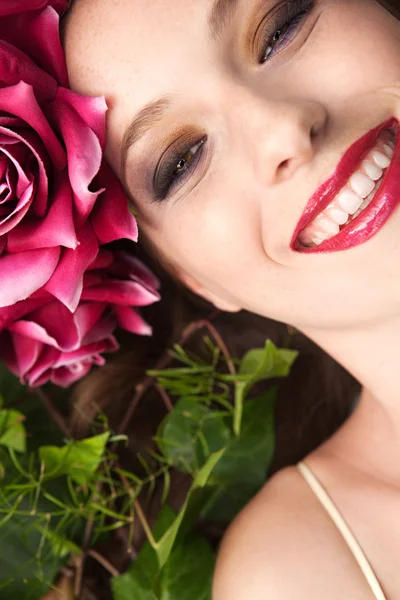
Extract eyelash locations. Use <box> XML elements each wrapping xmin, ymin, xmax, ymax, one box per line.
<box><xmin>154</xmin><ymin>0</ymin><xmax>315</xmax><ymax>202</ymax></box>
<box><xmin>259</xmin><ymin>0</ymin><xmax>315</xmax><ymax>64</ymax></box>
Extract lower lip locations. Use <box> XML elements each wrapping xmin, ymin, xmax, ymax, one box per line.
<box><xmin>294</xmin><ymin>122</ymin><xmax>400</xmax><ymax>253</ymax></box>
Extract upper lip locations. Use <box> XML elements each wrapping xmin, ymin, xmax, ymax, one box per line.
<box><xmin>291</xmin><ymin>117</ymin><xmax>399</xmax><ymax>249</ymax></box>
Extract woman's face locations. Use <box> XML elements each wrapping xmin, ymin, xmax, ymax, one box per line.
<box><xmin>65</xmin><ymin>0</ymin><xmax>400</xmax><ymax>332</ymax></box>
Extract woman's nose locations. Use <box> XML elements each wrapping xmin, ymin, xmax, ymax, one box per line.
<box><xmin>234</xmin><ymin>97</ymin><xmax>327</xmax><ymax>185</ymax></box>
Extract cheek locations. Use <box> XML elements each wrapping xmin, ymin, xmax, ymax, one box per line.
<box><xmin>159</xmin><ymin>185</ymin><xmax>263</xmax><ymax>284</ymax></box>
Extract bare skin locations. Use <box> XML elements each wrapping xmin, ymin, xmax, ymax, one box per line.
<box><xmin>64</xmin><ymin>1</ymin><xmax>400</xmax><ymax>597</ymax></box>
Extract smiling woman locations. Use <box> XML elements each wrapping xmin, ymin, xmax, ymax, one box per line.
<box><xmin>63</xmin><ymin>1</ymin><xmax>400</xmax><ymax>599</ymax></box>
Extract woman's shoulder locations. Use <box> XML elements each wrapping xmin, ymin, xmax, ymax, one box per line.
<box><xmin>212</xmin><ymin>463</ymin><xmax>365</xmax><ymax>600</ymax></box>
<box><xmin>212</xmin><ymin>465</ymin><xmax>316</xmax><ymax>600</ymax></box>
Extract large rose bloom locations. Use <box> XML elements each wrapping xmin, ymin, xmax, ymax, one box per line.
<box><xmin>0</xmin><ymin>2</ymin><xmax>137</xmax><ymax>310</ymax></box>
<box><xmin>0</xmin><ymin>249</ymin><xmax>160</xmax><ymax>387</ymax></box>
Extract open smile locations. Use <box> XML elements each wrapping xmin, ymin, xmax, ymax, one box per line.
<box><xmin>292</xmin><ymin>118</ymin><xmax>400</xmax><ymax>253</ymax></box>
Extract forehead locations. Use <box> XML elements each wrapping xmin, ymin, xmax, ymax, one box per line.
<box><xmin>65</xmin><ymin>0</ymin><xmax>217</xmax><ymax>162</ymax></box>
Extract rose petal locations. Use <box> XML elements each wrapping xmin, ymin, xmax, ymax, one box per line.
<box><xmin>22</xmin><ymin>6</ymin><xmax>69</xmax><ymax>86</ymax></box>
<box><xmin>48</xmin><ymin>97</ymin><xmax>103</xmax><ymax>224</ymax></box>
<box><xmin>0</xmin><ymin>1</ymin><xmax>49</xmax><ymax>16</ymax></box>
<box><xmin>90</xmin><ymin>161</ymin><xmax>138</xmax><ymax>244</ymax></box>
<box><xmin>0</xmin><ymin>40</ymin><xmax>57</xmax><ymax>103</ymax></box>
<box><xmin>0</xmin><ymin>82</ymin><xmax>66</xmax><ymax>171</ymax></box>
<box><xmin>0</xmin><ymin>126</ymin><xmax>51</xmax><ymax>218</ymax></box>
<box><xmin>9</xmin><ymin>330</ymin><xmax>43</xmax><ymax>376</ymax></box>
<box><xmin>43</xmin><ymin>363</ymin><xmax>93</xmax><ymax>387</ymax></box>
<box><xmin>7</xmin><ymin>171</ymin><xmax>78</xmax><ymax>251</ymax></box>
<box><xmin>72</xmin><ymin>302</ymin><xmax>110</xmax><ymax>342</ymax></box>
<box><xmin>82</xmin><ymin>280</ymin><xmax>160</xmax><ymax>307</ymax></box>
<box><xmin>54</xmin><ymin>337</ymin><xmax>119</xmax><ymax>368</ymax></box>
<box><xmin>114</xmin><ymin>305</ymin><xmax>153</xmax><ymax>336</ymax></box>
<box><xmin>43</xmin><ymin>223</ymin><xmax>98</xmax><ymax>312</ymax></box>
<box><xmin>9</xmin><ymin>297</ymin><xmax>85</xmax><ymax>351</ymax></box>
<box><xmin>0</xmin><ymin>178</ymin><xmax>33</xmax><ymax>236</ymax></box>
<box><xmin>24</xmin><ymin>344</ymin><xmax>60</xmax><ymax>386</ymax></box>
<box><xmin>0</xmin><ymin>246</ymin><xmax>60</xmax><ymax>307</ymax></box>
<box><xmin>88</xmin><ymin>248</ymin><xmax>114</xmax><ymax>271</ymax></box>
<box><xmin>57</xmin><ymin>87</ymin><xmax>107</xmax><ymax>151</ymax></box>
<box><xmin>111</xmin><ymin>251</ymin><xmax>160</xmax><ymax>291</ymax></box>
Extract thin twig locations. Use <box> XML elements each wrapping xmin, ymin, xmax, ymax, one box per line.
<box><xmin>118</xmin><ymin>315</ymin><xmax>229</xmax><ymax>436</ymax></box>
<box><xmin>155</xmin><ymin>384</ymin><xmax>174</xmax><ymax>412</ymax></box>
<box><xmin>114</xmin><ymin>527</ymin><xmax>137</xmax><ymax>560</ymax></box>
<box><xmin>74</xmin><ymin>483</ymin><xmax>100</xmax><ymax>599</ymax></box>
<box><xmin>201</xmin><ymin>320</ymin><xmax>236</xmax><ymax>376</ymax></box>
<box><xmin>87</xmin><ymin>550</ymin><xmax>120</xmax><ymax>578</ymax></box>
<box><xmin>36</xmin><ymin>387</ymin><xmax>71</xmax><ymax>438</ymax></box>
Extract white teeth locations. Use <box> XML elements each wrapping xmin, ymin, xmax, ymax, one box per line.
<box><xmin>383</xmin><ymin>143</ymin><xmax>394</xmax><ymax>158</ymax></box>
<box><xmin>371</xmin><ymin>149</ymin><xmax>391</xmax><ymax>169</ymax></box>
<box><xmin>348</xmin><ymin>172</ymin><xmax>375</xmax><ymax>198</ymax></box>
<box><xmin>362</xmin><ymin>160</ymin><xmax>383</xmax><ymax>181</ymax></box>
<box><xmin>298</xmin><ymin>128</ymin><xmax>396</xmax><ymax>249</ymax></box>
<box><xmin>335</xmin><ymin>187</ymin><xmax>363</xmax><ymax>215</ymax></box>
<box><xmin>311</xmin><ymin>231</ymin><xmax>330</xmax><ymax>244</ymax></box>
<box><xmin>325</xmin><ymin>205</ymin><xmax>349</xmax><ymax>225</ymax></box>
<box><xmin>312</xmin><ymin>214</ymin><xmax>340</xmax><ymax>235</ymax></box>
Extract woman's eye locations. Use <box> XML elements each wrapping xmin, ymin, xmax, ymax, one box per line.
<box><xmin>154</xmin><ymin>137</ymin><xmax>206</xmax><ymax>202</ymax></box>
<box><xmin>259</xmin><ymin>0</ymin><xmax>315</xmax><ymax>64</ymax></box>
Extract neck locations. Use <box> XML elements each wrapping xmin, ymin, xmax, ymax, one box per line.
<box><xmin>301</xmin><ymin>315</ymin><xmax>400</xmax><ymax>484</ymax></box>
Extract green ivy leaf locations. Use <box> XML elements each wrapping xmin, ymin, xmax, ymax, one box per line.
<box><xmin>0</xmin><ymin>409</ymin><xmax>26</xmax><ymax>453</ymax></box>
<box><xmin>202</xmin><ymin>389</ymin><xmax>276</xmax><ymax>522</ymax></box>
<box><xmin>39</xmin><ymin>432</ymin><xmax>110</xmax><ymax>484</ymax></box>
<box><xmin>112</xmin><ymin>507</ymin><xmax>215</xmax><ymax>600</ymax></box>
<box><xmin>0</xmin><ymin>515</ymin><xmax>65</xmax><ymax>600</ymax></box>
<box><xmin>156</xmin><ymin>398</ymin><xmax>231</xmax><ymax>474</ymax></box>
<box><xmin>112</xmin><ymin>507</ymin><xmax>176</xmax><ymax>600</ymax></box>
<box><xmin>157</xmin><ymin>533</ymin><xmax>214</xmax><ymax>600</ymax></box>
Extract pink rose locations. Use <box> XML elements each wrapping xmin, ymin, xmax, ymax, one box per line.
<box><xmin>0</xmin><ymin>3</ymin><xmax>138</xmax><ymax>310</ymax></box>
<box><xmin>0</xmin><ymin>249</ymin><xmax>160</xmax><ymax>387</ymax></box>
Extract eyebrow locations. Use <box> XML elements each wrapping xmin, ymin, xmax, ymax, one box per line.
<box><xmin>121</xmin><ymin>0</ymin><xmax>241</xmax><ymax>175</ymax></box>
<box><xmin>208</xmin><ymin>0</ymin><xmax>241</xmax><ymax>43</ymax></box>
<box><xmin>120</xmin><ymin>97</ymin><xmax>172</xmax><ymax>175</ymax></box>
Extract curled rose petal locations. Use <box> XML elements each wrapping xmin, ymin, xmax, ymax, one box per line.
<box><xmin>44</xmin><ymin>223</ymin><xmax>99</xmax><ymax>312</ymax></box>
<box><xmin>0</xmin><ymin>40</ymin><xmax>57</xmax><ymax>102</ymax></box>
<box><xmin>114</xmin><ymin>305</ymin><xmax>153</xmax><ymax>337</ymax></box>
<box><xmin>0</xmin><ymin>246</ymin><xmax>60</xmax><ymax>307</ymax></box>
<box><xmin>0</xmin><ymin>82</ymin><xmax>66</xmax><ymax>170</ymax></box>
<box><xmin>48</xmin><ymin>96</ymin><xmax>103</xmax><ymax>223</ymax></box>
<box><xmin>57</xmin><ymin>87</ymin><xmax>107</xmax><ymax>151</ymax></box>
<box><xmin>81</xmin><ymin>280</ymin><xmax>160</xmax><ymax>307</ymax></box>
<box><xmin>7</xmin><ymin>172</ymin><xmax>78</xmax><ymax>251</ymax></box>
<box><xmin>90</xmin><ymin>161</ymin><xmax>138</xmax><ymax>244</ymax></box>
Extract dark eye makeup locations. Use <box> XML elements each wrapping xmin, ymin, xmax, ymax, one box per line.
<box><xmin>152</xmin><ymin>0</ymin><xmax>316</xmax><ymax>202</ymax></box>
<box><xmin>257</xmin><ymin>0</ymin><xmax>315</xmax><ymax>63</ymax></box>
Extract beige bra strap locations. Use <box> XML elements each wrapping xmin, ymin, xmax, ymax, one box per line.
<box><xmin>297</xmin><ymin>461</ymin><xmax>388</xmax><ymax>600</ymax></box>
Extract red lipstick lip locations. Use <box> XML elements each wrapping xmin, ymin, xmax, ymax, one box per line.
<box><xmin>291</xmin><ymin>117</ymin><xmax>400</xmax><ymax>253</ymax></box>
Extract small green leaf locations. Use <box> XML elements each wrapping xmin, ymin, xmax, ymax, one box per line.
<box><xmin>157</xmin><ymin>399</ymin><xmax>231</xmax><ymax>474</ymax></box>
<box><xmin>239</xmin><ymin>340</ymin><xmax>298</xmax><ymax>386</ymax></box>
<box><xmin>233</xmin><ymin>341</ymin><xmax>298</xmax><ymax>434</ymax></box>
<box><xmin>34</xmin><ymin>525</ymin><xmax>82</xmax><ymax>559</ymax></box>
<box><xmin>154</xmin><ymin>449</ymin><xmax>224</xmax><ymax>569</ymax></box>
<box><xmin>39</xmin><ymin>432</ymin><xmax>110</xmax><ymax>484</ymax></box>
<box><xmin>0</xmin><ymin>409</ymin><xmax>26</xmax><ymax>453</ymax></box>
